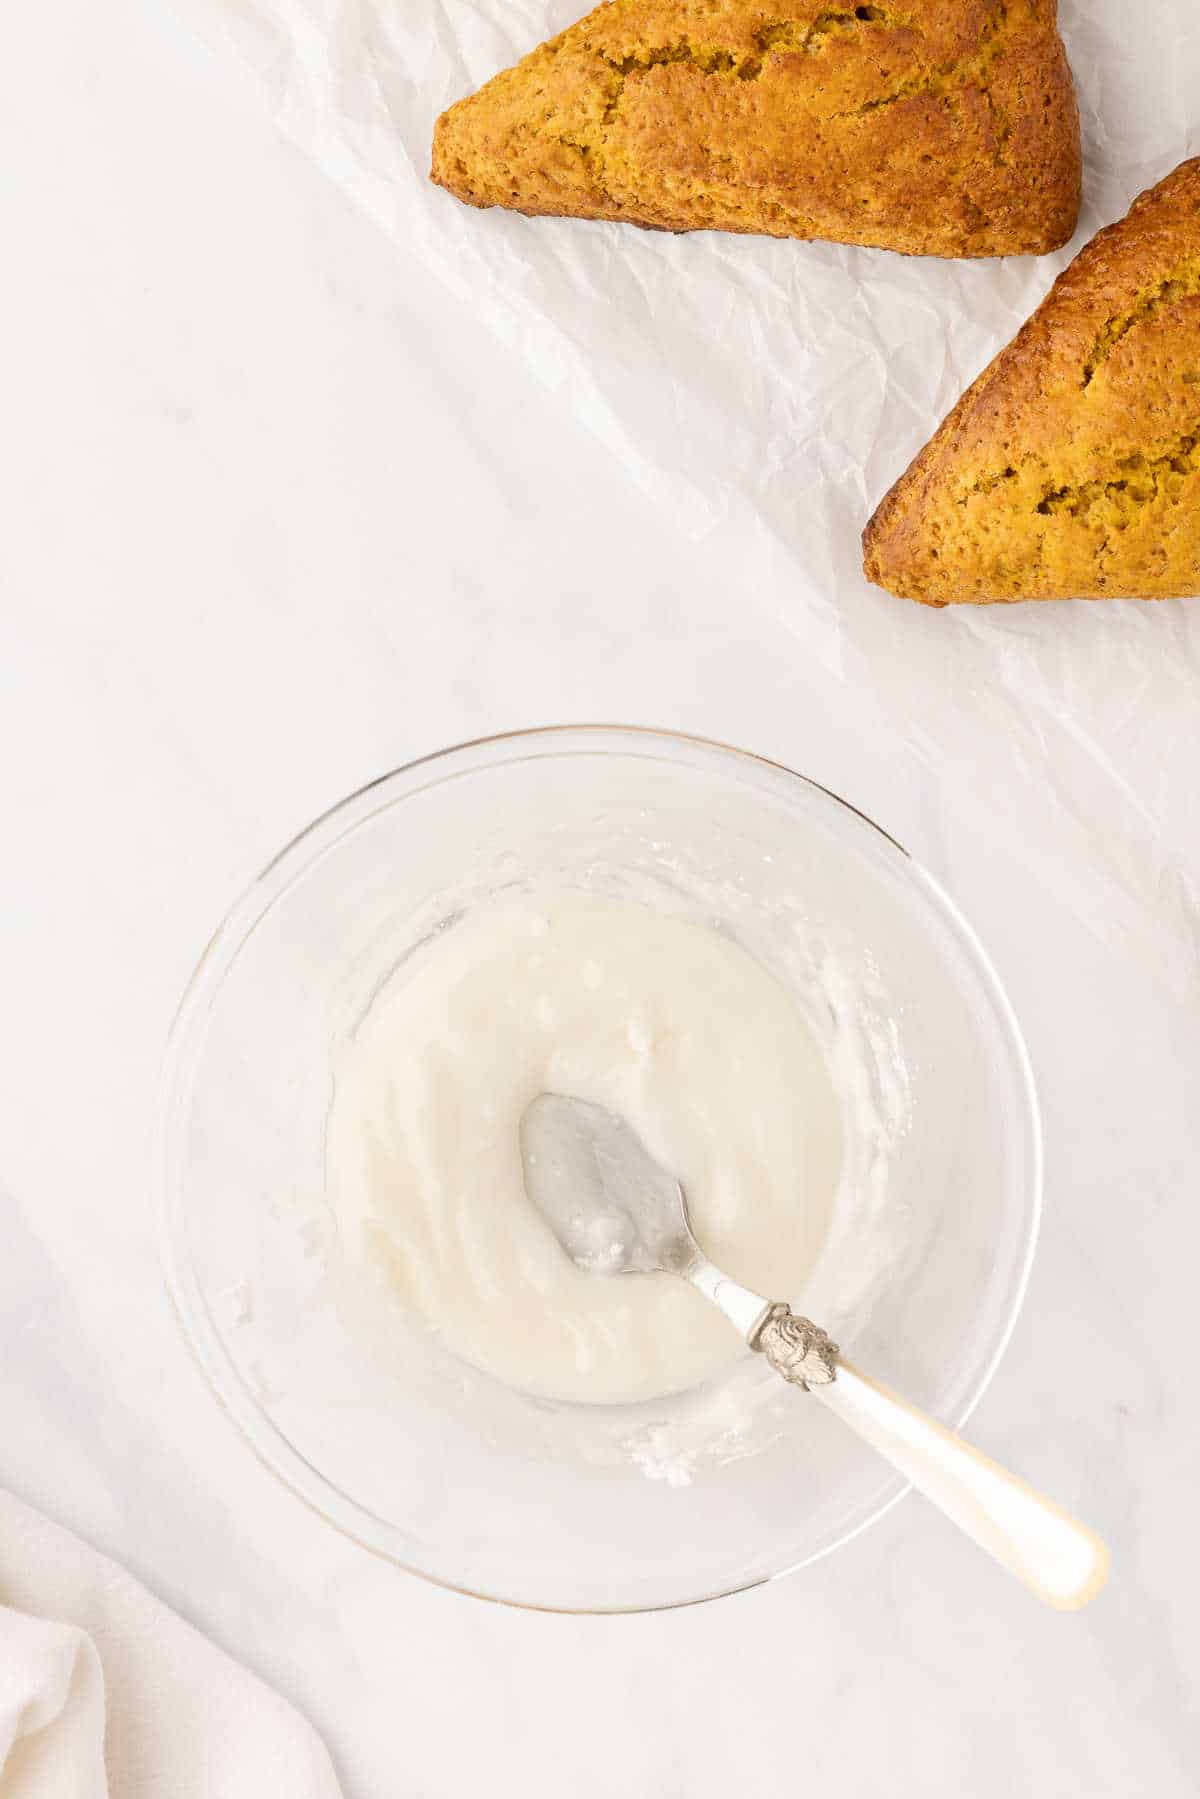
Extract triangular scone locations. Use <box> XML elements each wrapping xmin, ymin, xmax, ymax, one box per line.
<box><xmin>864</xmin><ymin>158</ymin><xmax>1200</xmax><ymax>604</ymax></box>
<box><xmin>432</xmin><ymin>1</ymin><xmax>1079</xmax><ymax>257</ymax></box>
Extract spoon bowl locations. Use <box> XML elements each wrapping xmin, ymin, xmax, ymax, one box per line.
<box><xmin>520</xmin><ymin>1093</ymin><xmax>696</xmax><ymax>1276</ymax></box>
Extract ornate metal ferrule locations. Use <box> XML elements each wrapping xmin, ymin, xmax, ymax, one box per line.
<box><xmin>749</xmin><ymin>1304</ymin><xmax>839</xmax><ymax>1390</ymax></box>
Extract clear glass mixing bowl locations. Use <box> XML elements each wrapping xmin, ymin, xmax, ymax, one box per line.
<box><xmin>158</xmin><ymin>726</ymin><xmax>1041</xmax><ymax>1612</ymax></box>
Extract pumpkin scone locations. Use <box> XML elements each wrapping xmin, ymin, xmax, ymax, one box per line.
<box><xmin>432</xmin><ymin>0</ymin><xmax>1080</xmax><ymax>257</ymax></box>
<box><xmin>864</xmin><ymin>158</ymin><xmax>1200</xmax><ymax>604</ymax></box>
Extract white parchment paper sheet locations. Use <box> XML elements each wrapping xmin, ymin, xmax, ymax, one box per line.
<box><xmin>174</xmin><ymin>0</ymin><xmax>1200</xmax><ymax>997</ymax></box>
<box><xmin>171</xmin><ymin>5</ymin><xmax>1192</xmax><ymax>553</ymax></box>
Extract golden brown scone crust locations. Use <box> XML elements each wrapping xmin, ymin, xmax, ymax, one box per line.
<box><xmin>863</xmin><ymin>158</ymin><xmax>1200</xmax><ymax>604</ymax></box>
<box><xmin>432</xmin><ymin>0</ymin><xmax>1080</xmax><ymax>257</ymax></box>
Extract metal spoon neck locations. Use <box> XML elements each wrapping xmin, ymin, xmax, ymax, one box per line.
<box><xmin>684</xmin><ymin>1254</ymin><xmax>773</xmax><ymax>1340</ymax></box>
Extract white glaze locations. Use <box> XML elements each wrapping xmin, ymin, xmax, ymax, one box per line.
<box><xmin>328</xmin><ymin>894</ymin><xmax>842</xmax><ymax>1403</ymax></box>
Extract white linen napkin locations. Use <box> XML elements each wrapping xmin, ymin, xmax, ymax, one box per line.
<box><xmin>0</xmin><ymin>1490</ymin><xmax>343</xmax><ymax>1798</ymax></box>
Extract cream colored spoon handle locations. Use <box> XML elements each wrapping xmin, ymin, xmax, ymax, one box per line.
<box><xmin>817</xmin><ymin>1359</ymin><xmax>1109</xmax><ymax>1610</ymax></box>
<box><xmin>696</xmin><ymin>1279</ymin><xmax>1109</xmax><ymax>1609</ymax></box>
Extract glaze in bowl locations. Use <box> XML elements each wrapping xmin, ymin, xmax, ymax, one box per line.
<box><xmin>158</xmin><ymin>726</ymin><xmax>1041</xmax><ymax>1612</ymax></box>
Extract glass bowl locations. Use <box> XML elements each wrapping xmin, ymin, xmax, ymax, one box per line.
<box><xmin>158</xmin><ymin>726</ymin><xmax>1041</xmax><ymax>1612</ymax></box>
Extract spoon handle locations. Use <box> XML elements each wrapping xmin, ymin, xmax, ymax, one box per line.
<box><xmin>691</xmin><ymin>1276</ymin><xmax>1107</xmax><ymax>1607</ymax></box>
<box><xmin>817</xmin><ymin>1360</ymin><xmax>1109</xmax><ymax>1610</ymax></box>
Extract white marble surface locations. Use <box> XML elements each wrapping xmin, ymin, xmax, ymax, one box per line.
<box><xmin>4</xmin><ymin>2</ymin><xmax>1200</xmax><ymax>1793</ymax></box>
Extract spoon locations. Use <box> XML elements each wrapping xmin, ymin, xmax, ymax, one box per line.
<box><xmin>521</xmin><ymin>1093</ymin><xmax>1109</xmax><ymax>1610</ymax></box>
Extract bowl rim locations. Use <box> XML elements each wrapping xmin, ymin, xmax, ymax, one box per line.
<box><xmin>157</xmin><ymin>722</ymin><xmax>1044</xmax><ymax>1614</ymax></box>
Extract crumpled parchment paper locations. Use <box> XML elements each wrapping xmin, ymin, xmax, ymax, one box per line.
<box><xmin>175</xmin><ymin>0</ymin><xmax>1200</xmax><ymax>996</ymax></box>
